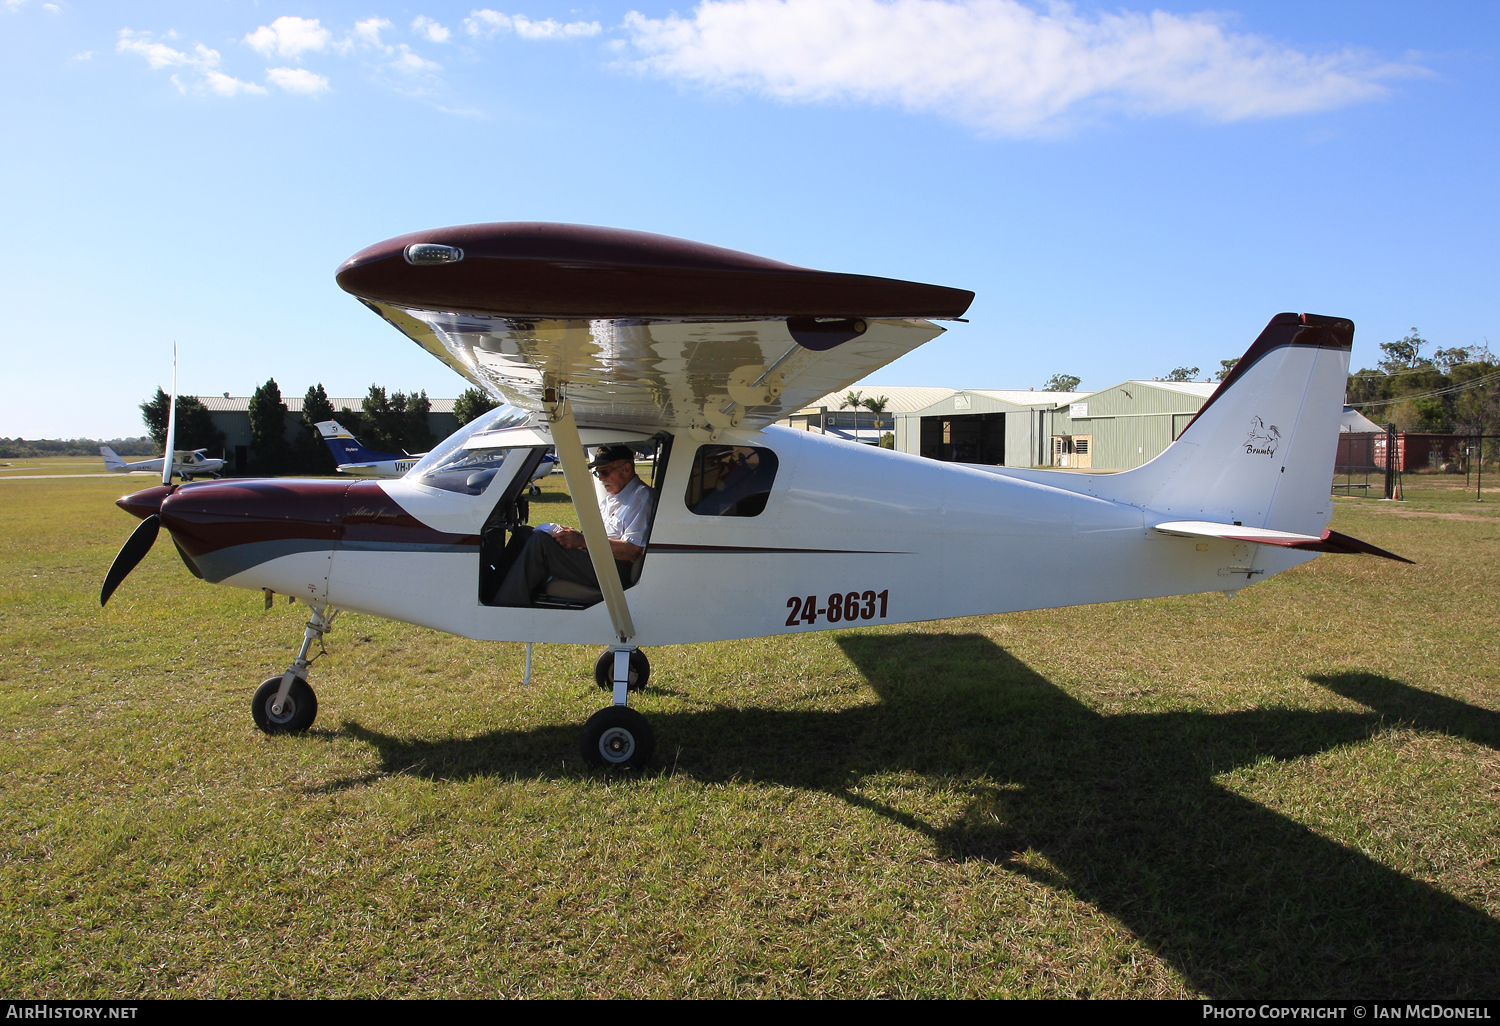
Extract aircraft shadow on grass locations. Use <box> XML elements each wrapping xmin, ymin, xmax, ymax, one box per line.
<box><xmin>336</xmin><ymin>633</ymin><xmax>1500</xmax><ymax>998</ymax></box>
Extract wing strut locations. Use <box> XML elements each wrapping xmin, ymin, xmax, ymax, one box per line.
<box><xmin>548</xmin><ymin>397</ymin><xmax>636</xmax><ymax>644</ymax></box>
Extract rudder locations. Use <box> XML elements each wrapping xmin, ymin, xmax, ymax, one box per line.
<box><xmin>1100</xmin><ymin>313</ymin><xmax>1353</xmax><ymax>537</ymax></box>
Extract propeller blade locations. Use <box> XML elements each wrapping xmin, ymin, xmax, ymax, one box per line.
<box><xmin>100</xmin><ymin>514</ymin><xmax>160</xmax><ymax>606</ymax></box>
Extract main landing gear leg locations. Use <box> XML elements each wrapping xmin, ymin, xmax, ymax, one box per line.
<box><xmin>580</xmin><ymin>646</ymin><xmax>654</xmax><ymax>770</ymax></box>
<box><xmin>251</xmin><ymin>605</ymin><xmax>338</xmax><ymax>735</ymax></box>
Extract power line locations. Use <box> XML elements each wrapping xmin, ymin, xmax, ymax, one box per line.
<box><xmin>1347</xmin><ymin>367</ymin><xmax>1500</xmax><ymax>408</ymax></box>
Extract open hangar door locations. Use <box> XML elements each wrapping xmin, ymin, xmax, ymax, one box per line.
<box><xmin>920</xmin><ymin>413</ymin><xmax>1005</xmax><ymax>464</ymax></box>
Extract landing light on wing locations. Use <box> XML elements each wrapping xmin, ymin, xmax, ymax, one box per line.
<box><xmin>404</xmin><ymin>243</ymin><xmax>463</xmax><ymax>265</ymax></box>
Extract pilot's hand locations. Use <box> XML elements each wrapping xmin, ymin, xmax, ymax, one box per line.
<box><xmin>553</xmin><ymin>527</ymin><xmax>586</xmax><ymax>550</ymax></box>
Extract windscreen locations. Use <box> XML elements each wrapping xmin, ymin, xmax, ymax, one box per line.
<box><xmin>409</xmin><ymin>403</ymin><xmax>535</xmax><ymax>495</ymax></box>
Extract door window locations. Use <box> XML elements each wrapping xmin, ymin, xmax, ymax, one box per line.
<box><xmin>684</xmin><ymin>445</ymin><xmax>779</xmax><ymax>517</ymax></box>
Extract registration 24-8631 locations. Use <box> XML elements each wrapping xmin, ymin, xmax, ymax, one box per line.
<box><xmin>785</xmin><ymin>590</ymin><xmax>889</xmax><ymax>626</ymax></box>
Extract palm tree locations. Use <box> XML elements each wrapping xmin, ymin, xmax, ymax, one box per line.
<box><xmin>839</xmin><ymin>390</ymin><xmax>865</xmax><ymax>411</ymax></box>
<box><xmin>861</xmin><ymin>395</ymin><xmax>889</xmax><ymax>415</ymax></box>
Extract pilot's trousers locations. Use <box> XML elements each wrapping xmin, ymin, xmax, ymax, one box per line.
<box><xmin>492</xmin><ymin>528</ymin><xmax>631</xmax><ymax>607</ymax></box>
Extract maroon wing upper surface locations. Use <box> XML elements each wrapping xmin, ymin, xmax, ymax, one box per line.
<box><xmin>336</xmin><ymin>222</ymin><xmax>974</xmax><ymax>319</ymax></box>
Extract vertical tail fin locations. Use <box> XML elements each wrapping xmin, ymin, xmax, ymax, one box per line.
<box><xmin>1097</xmin><ymin>313</ymin><xmax>1353</xmax><ymax>536</ymax></box>
<box><xmin>100</xmin><ymin>446</ymin><xmax>127</xmax><ymax>471</ymax></box>
<box><xmin>314</xmin><ymin>420</ymin><xmax>403</xmax><ymax>465</ymax></box>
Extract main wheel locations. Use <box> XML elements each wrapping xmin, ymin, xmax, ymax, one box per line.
<box><xmin>594</xmin><ymin>649</ymin><xmax>649</xmax><ymax>692</ymax></box>
<box><xmin>251</xmin><ymin>674</ymin><xmax>318</xmax><ymax>734</ymax></box>
<box><xmin>580</xmin><ymin>706</ymin><xmax>655</xmax><ymax>769</ymax></box>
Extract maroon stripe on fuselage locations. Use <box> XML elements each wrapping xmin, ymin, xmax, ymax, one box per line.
<box><xmin>157</xmin><ymin>478</ymin><xmax>477</xmax><ymax>560</ymax></box>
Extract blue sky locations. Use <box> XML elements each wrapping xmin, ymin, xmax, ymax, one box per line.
<box><xmin>2</xmin><ymin>0</ymin><xmax>1496</xmax><ymax>438</ymax></box>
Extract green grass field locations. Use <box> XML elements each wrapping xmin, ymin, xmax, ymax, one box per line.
<box><xmin>1</xmin><ymin>463</ymin><xmax>1497</xmax><ymax>998</ymax></box>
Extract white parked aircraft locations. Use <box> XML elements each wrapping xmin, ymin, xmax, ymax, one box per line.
<box><xmin>102</xmin><ymin>222</ymin><xmax>1408</xmax><ymax>770</ymax></box>
<box><xmin>100</xmin><ymin>445</ymin><xmax>224</xmax><ymax>480</ymax></box>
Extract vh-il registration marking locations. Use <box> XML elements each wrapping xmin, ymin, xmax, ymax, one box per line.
<box><xmin>785</xmin><ymin>589</ymin><xmax>889</xmax><ymax>627</ymax></box>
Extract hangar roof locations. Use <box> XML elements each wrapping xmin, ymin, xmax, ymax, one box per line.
<box><xmin>969</xmin><ymin>389</ymin><xmax>1090</xmax><ymax>405</ymax></box>
<box><xmin>796</xmin><ymin>386</ymin><xmax>957</xmax><ymax>414</ymax></box>
<box><xmin>1126</xmin><ymin>380</ymin><xmax>1218</xmax><ymax>397</ymax></box>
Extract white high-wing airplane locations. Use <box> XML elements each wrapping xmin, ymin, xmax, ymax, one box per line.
<box><xmin>100</xmin><ymin>445</ymin><xmax>224</xmax><ymax>480</ymax></box>
<box><xmin>102</xmin><ymin>222</ymin><xmax>1409</xmax><ymax>770</ymax></box>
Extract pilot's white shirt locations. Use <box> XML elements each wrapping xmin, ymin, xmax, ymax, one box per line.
<box><xmin>602</xmin><ymin>476</ymin><xmax>652</xmax><ymax>549</ymax></box>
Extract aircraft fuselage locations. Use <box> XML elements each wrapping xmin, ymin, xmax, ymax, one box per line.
<box><xmin>120</xmin><ymin>425</ymin><xmax>1310</xmax><ymax>647</ymax></box>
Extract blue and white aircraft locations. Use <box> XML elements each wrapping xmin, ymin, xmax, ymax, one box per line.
<box><xmin>316</xmin><ymin>418</ymin><xmax>557</xmax><ymax>488</ymax></box>
<box><xmin>315</xmin><ymin>420</ymin><xmax>426</xmax><ymax>478</ymax></box>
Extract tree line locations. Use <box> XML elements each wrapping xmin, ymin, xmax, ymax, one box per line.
<box><xmin>0</xmin><ymin>437</ymin><xmax>156</xmax><ymax>459</ymax></box>
<box><xmin>137</xmin><ymin>382</ymin><xmax>502</xmax><ymax>476</ymax></box>
<box><xmin>1346</xmin><ymin>329</ymin><xmax>1498</xmax><ymax>434</ymax></box>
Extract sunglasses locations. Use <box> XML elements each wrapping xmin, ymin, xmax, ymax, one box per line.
<box><xmin>592</xmin><ymin>460</ymin><xmax>629</xmax><ymax>478</ymax></box>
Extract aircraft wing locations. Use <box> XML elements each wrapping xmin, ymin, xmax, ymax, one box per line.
<box><xmin>337</xmin><ymin>223</ymin><xmax>973</xmax><ymax>433</ymax></box>
<box><xmin>1153</xmin><ymin>521</ymin><xmax>1412</xmax><ymax>563</ymax></box>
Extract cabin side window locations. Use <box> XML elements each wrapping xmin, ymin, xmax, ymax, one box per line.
<box><xmin>684</xmin><ymin>445</ymin><xmax>779</xmax><ymax>517</ymax></box>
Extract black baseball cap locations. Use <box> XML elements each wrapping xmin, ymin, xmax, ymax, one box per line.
<box><xmin>587</xmin><ymin>444</ymin><xmax>635</xmax><ymax>468</ymax></box>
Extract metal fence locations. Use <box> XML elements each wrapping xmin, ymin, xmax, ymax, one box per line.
<box><xmin>1333</xmin><ymin>429</ymin><xmax>1497</xmax><ymax>499</ymax></box>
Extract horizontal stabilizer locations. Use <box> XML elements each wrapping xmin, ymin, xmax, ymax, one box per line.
<box><xmin>1154</xmin><ymin>521</ymin><xmax>1412</xmax><ymax>563</ymax></box>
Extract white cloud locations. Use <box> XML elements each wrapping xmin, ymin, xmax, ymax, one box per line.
<box><xmin>4</xmin><ymin>0</ymin><xmax>29</xmax><ymax>10</ymax></box>
<box><xmin>43</xmin><ymin>3</ymin><xmax>60</xmax><ymax>12</ymax></box>
<box><xmin>412</xmin><ymin>15</ymin><xmax>451</xmax><ymax>43</ymax></box>
<box><xmin>267</xmin><ymin>66</ymin><xmax>331</xmax><ymax>93</ymax></box>
<box><xmin>245</xmin><ymin>15</ymin><xmax>331</xmax><ymax>59</ymax></box>
<box><xmin>465</xmin><ymin>9</ymin><xmax>602</xmax><ymax>40</ymax></box>
<box><xmin>390</xmin><ymin>44</ymin><xmax>443</xmax><ymax>73</ymax></box>
<box><xmin>74</xmin><ymin>50</ymin><xmax>93</xmax><ymax>60</ymax></box>
<box><xmin>351</xmin><ymin>16</ymin><xmax>392</xmax><ymax>49</ymax></box>
<box><xmin>204</xmin><ymin>70</ymin><xmax>268</xmax><ymax>96</ymax></box>
<box><xmin>119</xmin><ymin>29</ymin><xmax>266</xmax><ymax>96</ymax></box>
<box><xmin>117</xmin><ymin>30</ymin><xmax>220</xmax><ymax>72</ymax></box>
<box><xmin>620</xmin><ymin>0</ymin><xmax>1421</xmax><ymax>135</ymax></box>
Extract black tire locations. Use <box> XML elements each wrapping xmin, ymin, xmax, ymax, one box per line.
<box><xmin>594</xmin><ymin>649</ymin><xmax>649</xmax><ymax>692</ymax></box>
<box><xmin>251</xmin><ymin>674</ymin><xmax>318</xmax><ymax>734</ymax></box>
<box><xmin>580</xmin><ymin>706</ymin><xmax>655</xmax><ymax>769</ymax></box>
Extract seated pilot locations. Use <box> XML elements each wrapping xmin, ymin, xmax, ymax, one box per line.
<box><xmin>493</xmin><ymin>445</ymin><xmax>651</xmax><ymax>607</ymax></box>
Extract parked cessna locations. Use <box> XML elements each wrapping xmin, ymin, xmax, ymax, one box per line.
<box><xmin>314</xmin><ymin>420</ymin><xmax>426</xmax><ymax>478</ymax></box>
<box><xmin>102</xmin><ymin>222</ymin><xmax>1409</xmax><ymax>770</ymax></box>
<box><xmin>100</xmin><ymin>445</ymin><xmax>224</xmax><ymax>480</ymax></box>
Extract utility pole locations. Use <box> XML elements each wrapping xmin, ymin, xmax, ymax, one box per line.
<box><xmin>1384</xmin><ymin>422</ymin><xmax>1398</xmax><ymax>500</ymax></box>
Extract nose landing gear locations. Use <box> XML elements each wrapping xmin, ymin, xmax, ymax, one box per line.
<box><xmin>581</xmin><ymin>646</ymin><xmax>654</xmax><ymax>770</ymax></box>
<box><xmin>252</xmin><ymin>605</ymin><xmax>338</xmax><ymax>735</ymax></box>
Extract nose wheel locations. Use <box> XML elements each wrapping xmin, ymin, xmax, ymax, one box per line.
<box><xmin>252</xmin><ymin>605</ymin><xmax>336</xmax><ymax>735</ymax></box>
<box><xmin>581</xmin><ymin>646</ymin><xmax>655</xmax><ymax>769</ymax></box>
<box><xmin>251</xmin><ymin>674</ymin><xmax>318</xmax><ymax>733</ymax></box>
